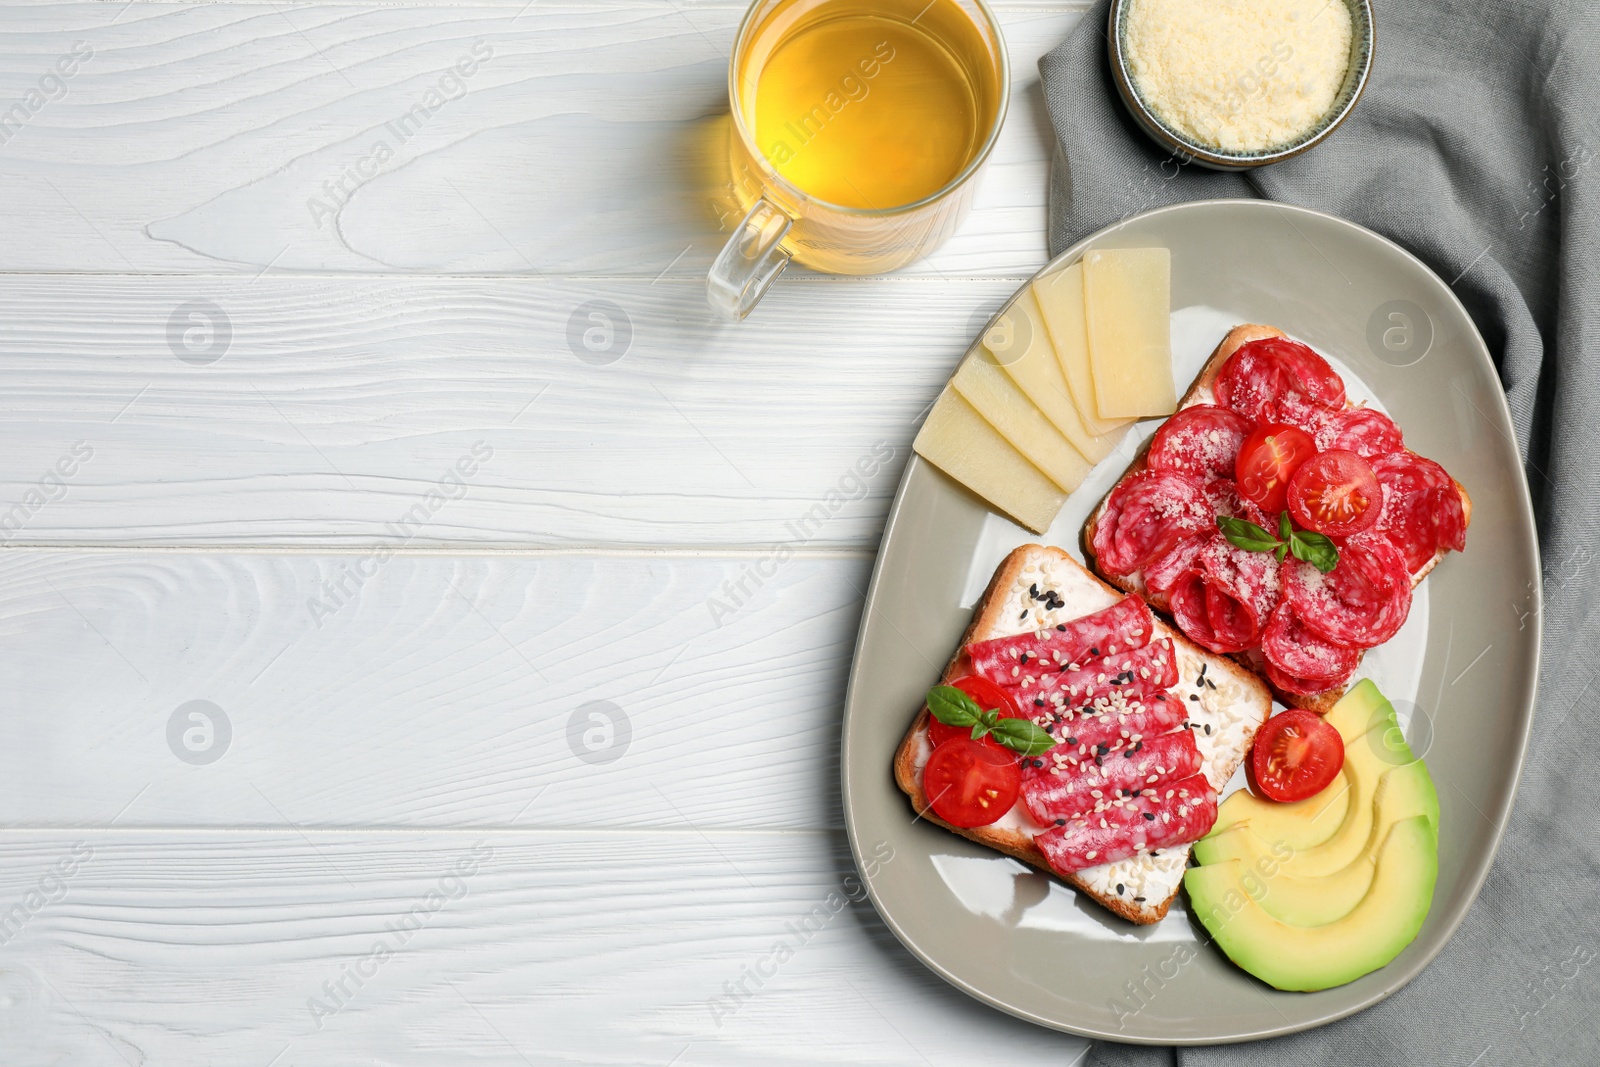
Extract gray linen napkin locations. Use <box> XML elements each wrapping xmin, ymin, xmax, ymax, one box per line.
<box><xmin>1038</xmin><ymin>2</ymin><xmax>1600</xmax><ymax>1062</ymax></box>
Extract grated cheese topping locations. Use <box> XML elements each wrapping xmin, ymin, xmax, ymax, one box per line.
<box><xmin>1124</xmin><ymin>0</ymin><xmax>1354</xmax><ymax>154</ymax></box>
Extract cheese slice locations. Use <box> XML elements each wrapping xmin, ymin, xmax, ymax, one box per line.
<box><xmin>982</xmin><ymin>288</ymin><xmax>1126</xmax><ymax>465</ymax></box>
<box><xmin>1032</xmin><ymin>262</ymin><xmax>1135</xmax><ymax>438</ymax></box>
<box><xmin>950</xmin><ymin>355</ymin><xmax>1091</xmax><ymax>493</ymax></box>
<box><xmin>913</xmin><ymin>389</ymin><xmax>1067</xmax><ymax>533</ymax></box>
<box><xmin>1083</xmin><ymin>247</ymin><xmax>1177</xmax><ymax>419</ymax></box>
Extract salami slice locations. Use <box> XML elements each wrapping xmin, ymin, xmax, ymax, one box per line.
<box><xmin>1435</xmin><ymin>479</ymin><xmax>1468</xmax><ymax>553</ymax></box>
<box><xmin>1316</xmin><ymin>406</ymin><xmax>1404</xmax><ymax>459</ymax></box>
<box><xmin>1374</xmin><ymin>452</ymin><xmax>1466</xmax><ymax>570</ymax></box>
<box><xmin>1091</xmin><ymin>470</ymin><xmax>1211</xmax><ymax>576</ymax></box>
<box><xmin>1166</xmin><ymin>535</ymin><xmax>1280</xmax><ymax>654</ymax></box>
<box><xmin>1146</xmin><ymin>405</ymin><xmax>1253</xmax><ymax>481</ymax></box>
<box><xmin>1169</xmin><ymin>568</ymin><xmax>1260</xmax><ymax>654</ymax></box>
<box><xmin>1260</xmin><ymin>602</ymin><xmax>1359</xmax><ymax>690</ymax></box>
<box><xmin>1021</xmin><ymin>730</ymin><xmax>1202</xmax><ymax>824</ymax></box>
<box><xmin>1215</xmin><ymin>338</ymin><xmax>1346</xmax><ymax>428</ymax></box>
<box><xmin>966</xmin><ymin>596</ymin><xmax>1154</xmax><ymax>685</ymax></box>
<box><xmin>1283</xmin><ymin>532</ymin><xmax>1412</xmax><ymax>649</ymax></box>
<box><xmin>1199</xmin><ymin>533</ymin><xmax>1282</xmax><ymax>620</ymax></box>
<box><xmin>1045</xmin><ymin>688</ymin><xmax>1187</xmax><ymax>751</ymax></box>
<box><xmin>1006</xmin><ymin>638</ymin><xmax>1180</xmax><ymax>713</ymax></box>
<box><xmin>1033</xmin><ymin>773</ymin><xmax>1217</xmax><ymax>874</ymax></box>
<box><xmin>1262</xmin><ymin>656</ymin><xmax>1350</xmax><ymax>698</ymax></box>
<box><xmin>1144</xmin><ymin>535</ymin><xmax>1205</xmax><ymax>597</ymax></box>
<box><xmin>1204</xmin><ymin>478</ymin><xmax>1270</xmax><ymax>529</ymax></box>
<box><xmin>1053</xmin><ymin>638</ymin><xmax>1178</xmax><ymax>703</ymax></box>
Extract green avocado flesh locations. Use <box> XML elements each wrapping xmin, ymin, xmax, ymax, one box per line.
<box><xmin>1185</xmin><ymin>682</ymin><xmax>1441</xmax><ymax>990</ymax></box>
<box><xmin>1202</xmin><ymin>679</ymin><xmax>1391</xmax><ymax>851</ymax></box>
<box><xmin>1185</xmin><ymin>815</ymin><xmax>1439</xmax><ymax>992</ymax></box>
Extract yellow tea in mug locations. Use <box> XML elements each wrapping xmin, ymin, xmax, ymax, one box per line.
<box><xmin>736</xmin><ymin>0</ymin><xmax>1004</xmax><ymax>210</ymax></box>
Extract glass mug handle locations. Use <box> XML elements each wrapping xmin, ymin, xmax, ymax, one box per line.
<box><xmin>706</xmin><ymin>197</ymin><xmax>792</xmax><ymax>321</ymax></box>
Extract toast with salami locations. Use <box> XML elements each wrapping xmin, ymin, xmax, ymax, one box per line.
<box><xmin>893</xmin><ymin>543</ymin><xmax>1272</xmax><ymax>924</ymax></box>
<box><xmin>1084</xmin><ymin>325</ymin><xmax>1472</xmax><ymax>713</ymax></box>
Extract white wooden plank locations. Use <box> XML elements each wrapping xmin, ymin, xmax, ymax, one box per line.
<box><xmin>0</xmin><ymin>3</ymin><xmax>1077</xmax><ymax>277</ymax></box>
<box><xmin>0</xmin><ymin>549</ymin><xmax>918</xmax><ymax>830</ymax></box>
<box><xmin>0</xmin><ymin>275</ymin><xmax>1021</xmax><ymax>547</ymax></box>
<box><xmin>0</xmin><ymin>829</ymin><xmax>1088</xmax><ymax>1064</ymax></box>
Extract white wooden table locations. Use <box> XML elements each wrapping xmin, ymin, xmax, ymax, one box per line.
<box><xmin>0</xmin><ymin>3</ymin><xmax>1097</xmax><ymax>1061</ymax></box>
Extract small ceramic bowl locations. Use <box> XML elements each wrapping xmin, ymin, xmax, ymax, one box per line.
<box><xmin>1107</xmin><ymin>0</ymin><xmax>1374</xmax><ymax>171</ymax></box>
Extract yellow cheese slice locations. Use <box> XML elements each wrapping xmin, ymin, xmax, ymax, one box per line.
<box><xmin>1083</xmin><ymin>247</ymin><xmax>1177</xmax><ymax>419</ymax></box>
<box><xmin>951</xmin><ymin>356</ymin><xmax>1091</xmax><ymax>493</ymax></box>
<box><xmin>981</xmin><ymin>288</ymin><xmax>1126</xmax><ymax>465</ymax></box>
<box><xmin>913</xmin><ymin>389</ymin><xmax>1067</xmax><ymax>533</ymax></box>
<box><xmin>1031</xmin><ymin>262</ymin><xmax>1135</xmax><ymax>438</ymax></box>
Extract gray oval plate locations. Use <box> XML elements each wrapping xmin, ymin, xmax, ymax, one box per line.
<box><xmin>841</xmin><ymin>200</ymin><xmax>1541</xmax><ymax>1044</ymax></box>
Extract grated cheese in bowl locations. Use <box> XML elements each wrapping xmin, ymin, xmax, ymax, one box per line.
<box><xmin>1123</xmin><ymin>0</ymin><xmax>1355</xmax><ymax>155</ymax></box>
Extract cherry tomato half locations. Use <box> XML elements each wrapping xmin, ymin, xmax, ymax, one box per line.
<box><xmin>1249</xmin><ymin>709</ymin><xmax>1345</xmax><ymax>803</ymax></box>
<box><xmin>1235</xmin><ymin>423</ymin><xmax>1317</xmax><ymax>515</ymax></box>
<box><xmin>924</xmin><ymin>737</ymin><xmax>1022</xmax><ymax>827</ymax></box>
<box><xmin>1287</xmin><ymin>448</ymin><xmax>1382</xmax><ymax>538</ymax></box>
<box><xmin>928</xmin><ymin>676</ymin><xmax>1026</xmax><ymax>749</ymax></box>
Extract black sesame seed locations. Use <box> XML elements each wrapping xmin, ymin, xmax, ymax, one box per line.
<box><xmin>1019</xmin><ymin>610</ymin><xmax>1028</xmax><ymax>620</ymax></box>
<box><xmin>1205</xmin><ymin>723</ymin><xmax>1212</xmax><ymax>735</ymax></box>
<box><xmin>1116</xmin><ymin>883</ymin><xmax>1125</xmax><ymax>895</ymax></box>
<box><xmin>1206</xmin><ymin>678</ymin><xmax>1217</xmax><ymax>690</ymax></box>
<box><xmin>1056</xmin><ymin>624</ymin><xmax>1067</xmax><ymax>632</ymax></box>
<box><xmin>1090</xmin><ymin>647</ymin><xmax>1100</xmax><ymax>656</ymax></box>
<box><xmin>1188</xmin><ymin>694</ymin><xmax>1199</xmax><ymax>702</ymax></box>
<box><xmin>1142</xmin><ymin>812</ymin><xmax>1156</xmax><ymax>821</ymax></box>
<box><xmin>1033</xmin><ymin>698</ymin><xmax>1045</xmax><ymax>707</ymax></box>
<box><xmin>1154</xmin><ymin>692</ymin><xmax>1166</xmax><ymax>701</ymax></box>
<box><xmin>1065</xmin><ymin>736</ymin><xmax>1078</xmax><ymax>745</ymax></box>
<box><xmin>1029</xmin><ymin>583</ymin><xmax>1039</xmax><ymax>598</ymax></box>
<box><xmin>1199</xmin><ymin>663</ymin><xmax>1207</xmax><ymax>678</ymax></box>
<box><xmin>1134</xmin><ymin>896</ymin><xmax>1146</xmax><ymax>902</ymax></box>
<box><xmin>1055</xmin><ymin>818</ymin><xmax>1066</xmax><ymax>826</ymax></box>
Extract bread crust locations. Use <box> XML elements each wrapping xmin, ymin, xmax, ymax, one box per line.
<box><xmin>893</xmin><ymin>543</ymin><xmax>1271</xmax><ymax>925</ymax></box>
<box><xmin>1082</xmin><ymin>325</ymin><xmax>1473</xmax><ymax>713</ymax></box>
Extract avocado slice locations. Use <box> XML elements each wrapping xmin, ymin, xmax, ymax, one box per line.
<box><xmin>1324</xmin><ymin>679</ymin><xmax>1394</xmax><ymax>743</ymax></box>
<box><xmin>1185</xmin><ymin>815</ymin><xmax>1438</xmax><ymax>991</ymax></box>
<box><xmin>1202</xmin><ymin>681</ymin><xmax>1394</xmax><ymax>851</ymax></box>
<box><xmin>1203</xmin><ymin>754</ymin><xmax>1439</xmax><ymax>878</ymax></box>
<box><xmin>1194</xmin><ymin>824</ymin><xmax>1378</xmax><ymax>926</ymax></box>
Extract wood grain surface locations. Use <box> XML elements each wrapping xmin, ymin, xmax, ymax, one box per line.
<box><xmin>0</xmin><ymin>1</ymin><xmax>1094</xmax><ymax>1061</ymax></box>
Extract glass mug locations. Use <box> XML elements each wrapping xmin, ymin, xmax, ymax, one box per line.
<box><xmin>707</xmin><ymin>0</ymin><xmax>1010</xmax><ymax>320</ymax></box>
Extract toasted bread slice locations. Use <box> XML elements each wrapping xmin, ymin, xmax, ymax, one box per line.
<box><xmin>1083</xmin><ymin>324</ymin><xmax>1473</xmax><ymax>713</ymax></box>
<box><xmin>894</xmin><ymin>543</ymin><xmax>1272</xmax><ymax>924</ymax></box>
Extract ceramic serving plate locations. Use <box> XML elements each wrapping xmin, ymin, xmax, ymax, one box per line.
<box><xmin>840</xmin><ymin>199</ymin><xmax>1541</xmax><ymax>1043</ymax></box>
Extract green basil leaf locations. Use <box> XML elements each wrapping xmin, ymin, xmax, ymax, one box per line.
<box><xmin>1216</xmin><ymin>515</ymin><xmax>1281</xmax><ymax>554</ymax></box>
<box><xmin>1278</xmin><ymin>510</ymin><xmax>1293</xmax><ymax>543</ymax></box>
<box><xmin>926</xmin><ymin>685</ymin><xmax>980</xmax><ymax>727</ymax></box>
<box><xmin>1290</xmin><ymin>530</ymin><xmax>1341</xmax><ymax>573</ymax></box>
<box><xmin>988</xmin><ymin>718</ymin><xmax>1056</xmax><ymax>758</ymax></box>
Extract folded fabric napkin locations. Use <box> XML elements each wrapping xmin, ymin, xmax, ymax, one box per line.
<box><xmin>1038</xmin><ymin>1</ymin><xmax>1600</xmax><ymax>1062</ymax></box>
